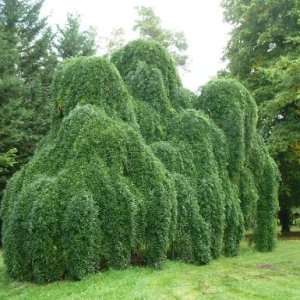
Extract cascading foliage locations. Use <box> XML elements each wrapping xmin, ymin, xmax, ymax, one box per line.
<box><xmin>1</xmin><ymin>40</ymin><xmax>279</xmax><ymax>283</ymax></box>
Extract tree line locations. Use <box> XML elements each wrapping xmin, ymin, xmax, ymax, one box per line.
<box><xmin>221</xmin><ymin>0</ymin><xmax>300</xmax><ymax>232</ymax></box>
<box><xmin>1</xmin><ymin>0</ymin><xmax>298</xmax><ymax>237</ymax></box>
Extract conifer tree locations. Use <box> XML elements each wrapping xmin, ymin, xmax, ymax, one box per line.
<box><xmin>55</xmin><ymin>13</ymin><xmax>98</xmax><ymax>60</ymax></box>
<box><xmin>0</xmin><ymin>0</ymin><xmax>57</xmax><ymax>241</ymax></box>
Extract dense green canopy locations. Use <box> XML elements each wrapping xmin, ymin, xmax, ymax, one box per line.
<box><xmin>222</xmin><ymin>0</ymin><xmax>300</xmax><ymax>232</ymax></box>
<box><xmin>1</xmin><ymin>40</ymin><xmax>279</xmax><ymax>283</ymax></box>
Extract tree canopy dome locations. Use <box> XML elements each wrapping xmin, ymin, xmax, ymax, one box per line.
<box><xmin>1</xmin><ymin>40</ymin><xmax>279</xmax><ymax>283</ymax></box>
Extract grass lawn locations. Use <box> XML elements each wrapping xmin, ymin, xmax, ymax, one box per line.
<box><xmin>0</xmin><ymin>240</ymin><xmax>299</xmax><ymax>300</ymax></box>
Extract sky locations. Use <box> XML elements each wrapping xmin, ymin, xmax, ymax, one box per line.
<box><xmin>42</xmin><ymin>0</ymin><xmax>232</xmax><ymax>91</ymax></box>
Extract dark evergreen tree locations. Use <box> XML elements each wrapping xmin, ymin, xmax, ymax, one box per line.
<box><xmin>55</xmin><ymin>13</ymin><xmax>97</xmax><ymax>60</ymax></box>
<box><xmin>0</xmin><ymin>0</ymin><xmax>57</xmax><ymax>163</ymax></box>
<box><xmin>0</xmin><ymin>0</ymin><xmax>57</xmax><ymax>243</ymax></box>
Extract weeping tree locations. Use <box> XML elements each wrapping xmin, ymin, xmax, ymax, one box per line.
<box><xmin>197</xmin><ymin>79</ymin><xmax>279</xmax><ymax>251</ymax></box>
<box><xmin>1</xmin><ymin>40</ymin><xmax>279</xmax><ymax>283</ymax></box>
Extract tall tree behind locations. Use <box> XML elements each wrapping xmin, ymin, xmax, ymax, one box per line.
<box><xmin>222</xmin><ymin>0</ymin><xmax>300</xmax><ymax>231</ymax></box>
<box><xmin>101</xmin><ymin>27</ymin><xmax>126</xmax><ymax>57</ymax></box>
<box><xmin>133</xmin><ymin>6</ymin><xmax>188</xmax><ymax>68</ymax></box>
<box><xmin>55</xmin><ymin>13</ymin><xmax>98</xmax><ymax>59</ymax></box>
<box><xmin>0</xmin><ymin>0</ymin><xmax>56</xmax><ymax>169</ymax></box>
<box><xmin>260</xmin><ymin>56</ymin><xmax>300</xmax><ymax>231</ymax></box>
<box><xmin>222</xmin><ymin>0</ymin><xmax>300</xmax><ymax>104</ymax></box>
<box><xmin>0</xmin><ymin>0</ymin><xmax>57</xmax><ymax>84</ymax></box>
<box><xmin>0</xmin><ymin>0</ymin><xmax>57</xmax><ymax>243</ymax></box>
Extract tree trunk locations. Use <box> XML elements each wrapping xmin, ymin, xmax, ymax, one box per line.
<box><xmin>279</xmin><ymin>206</ymin><xmax>291</xmax><ymax>233</ymax></box>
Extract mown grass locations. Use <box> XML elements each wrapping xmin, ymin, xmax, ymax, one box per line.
<box><xmin>1</xmin><ymin>240</ymin><xmax>300</xmax><ymax>300</ymax></box>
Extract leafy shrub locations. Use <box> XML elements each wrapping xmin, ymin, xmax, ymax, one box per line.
<box><xmin>197</xmin><ymin>79</ymin><xmax>257</xmax><ymax>179</ymax></box>
<box><xmin>170</xmin><ymin>110</ymin><xmax>227</xmax><ymax>259</ymax></box>
<box><xmin>172</xmin><ymin>174</ymin><xmax>211</xmax><ymax>264</ymax></box>
<box><xmin>62</xmin><ymin>193</ymin><xmax>100</xmax><ymax>280</ymax></box>
<box><xmin>111</xmin><ymin>39</ymin><xmax>181</xmax><ymax>99</ymax></box>
<box><xmin>1</xmin><ymin>40</ymin><xmax>279</xmax><ymax>283</ymax></box>
<box><xmin>3</xmin><ymin>176</ymin><xmax>63</xmax><ymax>283</ymax></box>
<box><xmin>197</xmin><ymin>79</ymin><xmax>279</xmax><ymax>253</ymax></box>
<box><xmin>223</xmin><ymin>183</ymin><xmax>244</xmax><ymax>257</ymax></box>
<box><xmin>251</xmin><ymin>138</ymin><xmax>280</xmax><ymax>251</ymax></box>
<box><xmin>239</xmin><ymin>167</ymin><xmax>258</xmax><ymax>230</ymax></box>
<box><xmin>51</xmin><ymin>56</ymin><xmax>135</xmax><ymax>123</ymax></box>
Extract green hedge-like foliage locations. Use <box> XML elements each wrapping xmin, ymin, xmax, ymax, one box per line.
<box><xmin>172</xmin><ymin>173</ymin><xmax>211</xmax><ymax>264</ymax></box>
<box><xmin>62</xmin><ymin>193</ymin><xmax>99</xmax><ymax>280</ymax></box>
<box><xmin>197</xmin><ymin>79</ymin><xmax>257</xmax><ymax>179</ymax></box>
<box><xmin>1</xmin><ymin>40</ymin><xmax>279</xmax><ymax>283</ymax></box>
<box><xmin>250</xmin><ymin>138</ymin><xmax>280</xmax><ymax>252</ymax></box>
<box><xmin>51</xmin><ymin>56</ymin><xmax>135</xmax><ymax>124</ymax></box>
<box><xmin>197</xmin><ymin>79</ymin><xmax>279</xmax><ymax>252</ymax></box>
<box><xmin>111</xmin><ymin>40</ymin><xmax>181</xmax><ymax>100</ymax></box>
<box><xmin>169</xmin><ymin>109</ymin><xmax>227</xmax><ymax>259</ymax></box>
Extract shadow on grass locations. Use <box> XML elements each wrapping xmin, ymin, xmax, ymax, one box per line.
<box><xmin>245</xmin><ymin>226</ymin><xmax>300</xmax><ymax>241</ymax></box>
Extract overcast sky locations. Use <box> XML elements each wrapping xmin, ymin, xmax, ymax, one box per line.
<box><xmin>42</xmin><ymin>0</ymin><xmax>232</xmax><ymax>91</ymax></box>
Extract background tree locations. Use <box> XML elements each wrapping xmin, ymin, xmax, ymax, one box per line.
<box><xmin>222</xmin><ymin>0</ymin><xmax>300</xmax><ymax>104</ymax></box>
<box><xmin>222</xmin><ymin>0</ymin><xmax>300</xmax><ymax>231</ymax></box>
<box><xmin>0</xmin><ymin>0</ymin><xmax>57</xmax><ymax>85</ymax></box>
<box><xmin>133</xmin><ymin>6</ymin><xmax>188</xmax><ymax>68</ymax></box>
<box><xmin>55</xmin><ymin>13</ymin><xmax>98</xmax><ymax>59</ymax></box>
<box><xmin>0</xmin><ymin>0</ymin><xmax>57</xmax><ymax>244</ymax></box>
<box><xmin>101</xmin><ymin>27</ymin><xmax>126</xmax><ymax>57</ymax></box>
<box><xmin>262</xmin><ymin>58</ymin><xmax>300</xmax><ymax>231</ymax></box>
<box><xmin>0</xmin><ymin>149</ymin><xmax>17</xmax><ymax>175</ymax></box>
<box><xmin>0</xmin><ymin>0</ymin><xmax>55</xmax><ymax>182</ymax></box>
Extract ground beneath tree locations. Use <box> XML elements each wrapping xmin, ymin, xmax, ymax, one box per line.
<box><xmin>245</xmin><ymin>226</ymin><xmax>300</xmax><ymax>241</ymax></box>
<box><xmin>1</xmin><ymin>240</ymin><xmax>299</xmax><ymax>300</ymax></box>
<box><xmin>279</xmin><ymin>227</ymin><xmax>300</xmax><ymax>240</ymax></box>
